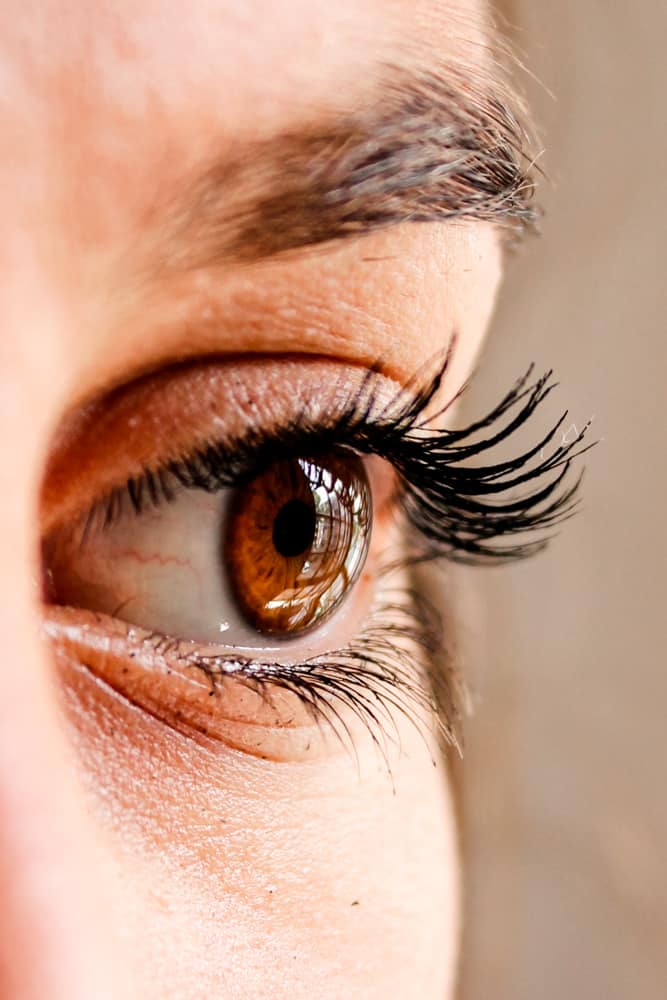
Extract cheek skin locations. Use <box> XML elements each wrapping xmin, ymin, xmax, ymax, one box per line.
<box><xmin>59</xmin><ymin>652</ymin><xmax>460</xmax><ymax>1000</ymax></box>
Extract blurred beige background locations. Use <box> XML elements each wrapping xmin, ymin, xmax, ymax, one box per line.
<box><xmin>459</xmin><ymin>3</ymin><xmax>666</xmax><ymax>998</ymax></box>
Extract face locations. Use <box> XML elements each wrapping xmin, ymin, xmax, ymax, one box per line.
<box><xmin>0</xmin><ymin>1</ymin><xmax>548</xmax><ymax>997</ymax></box>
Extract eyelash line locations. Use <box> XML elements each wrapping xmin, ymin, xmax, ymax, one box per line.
<box><xmin>93</xmin><ymin>350</ymin><xmax>593</xmax><ymax>563</ymax></box>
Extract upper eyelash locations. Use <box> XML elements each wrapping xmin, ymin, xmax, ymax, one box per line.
<box><xmin>100</xmin><ymin>347</ymin><xmax>593</xmax><ymax>563</ymax></box>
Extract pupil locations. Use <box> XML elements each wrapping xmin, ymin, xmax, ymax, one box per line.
<box><xmin>272</xmin><ymin>499</ymin><xmax>316</xmax><ymax>558</ymax></box>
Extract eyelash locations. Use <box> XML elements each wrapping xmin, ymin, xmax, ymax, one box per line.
<box><xmin>71</xmin><ymin>353</ymin><xmax>591</xmax><ymax>754</ymax></box>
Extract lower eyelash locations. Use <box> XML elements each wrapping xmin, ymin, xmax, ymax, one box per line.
<box><xmin>145</xmin><ymin>580</ymin><xmax>458</xmax><ymax>767</ymax></box>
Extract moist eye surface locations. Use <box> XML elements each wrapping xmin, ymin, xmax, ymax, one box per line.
<box><xmin>225</xmin><ymin>452</ymin><xmax>372</xmax><ymax>636</ymax></box>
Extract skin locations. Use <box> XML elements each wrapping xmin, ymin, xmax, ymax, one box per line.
<box><xmin>0</xmin><ymin>1</ymin><xmax>506</xmax><ymax>998</ymax></box>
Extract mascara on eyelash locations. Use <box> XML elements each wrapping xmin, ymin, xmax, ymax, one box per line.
<box><xmin>96</xmin><ymin>349</ymin><xmax>594</xmax><ymax>563</ymax></box>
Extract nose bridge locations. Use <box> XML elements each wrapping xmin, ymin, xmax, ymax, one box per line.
<box><xmin>0</xmin><ymin>311</ymin><xmax>123</xmax><ymax>999</ymax></box>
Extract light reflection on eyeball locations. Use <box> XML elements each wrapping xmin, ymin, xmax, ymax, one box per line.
<box><xmin>226</xmin><ymin>454</ymin><xmax>371</xmax><ymax>635</ymax></box>
<box><xmin>44</xmin><ymin>452</ymin><xmax>373</xmax><ymax>650</ymax></box>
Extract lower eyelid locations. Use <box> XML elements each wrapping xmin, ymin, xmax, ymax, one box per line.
<box><xmin>42</xmin><ymin>550</ymin><xmax>449</xmax><ymax>766</ymax></box>
<box><xmin>42</xmin><ymin>605</ymin><xmax>379</xmax><ymax>763</ymax></box>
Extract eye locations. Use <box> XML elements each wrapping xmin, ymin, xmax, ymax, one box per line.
<box><xmin>40</xmin><ymin>356</ymin><xmax>588</xmax><ymax>758</ymax></box>
<box><xmin>227</xmin><ymin>453</ymin><xmax>371</xmax><ymax>636</ymax></box>
<box><xmin>44</xmin><ymin>449</ymin><xmax>375</xmax><ymax>651</ymax></box>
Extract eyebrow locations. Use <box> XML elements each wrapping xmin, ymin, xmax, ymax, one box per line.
<box><xmin>159</xmin><ymin>67</ymin><xmax>537</xmax><ymax>271</ymax></box>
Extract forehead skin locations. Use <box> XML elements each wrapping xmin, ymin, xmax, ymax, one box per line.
<box><xmin>0</xmin><ymin>2</ymin><xmax>504</xmax><ymax>999</ymax></box>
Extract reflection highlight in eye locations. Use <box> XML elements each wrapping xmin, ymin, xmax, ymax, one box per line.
<box><xmin>226</xmin><ymin>453</ymin><xmax>371</xmax><ymax>636</ymax></box>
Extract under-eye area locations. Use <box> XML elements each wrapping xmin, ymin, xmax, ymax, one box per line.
<box><xmin>40</xmin><ymin>352</ymin><xmax>591</xmax><ymax>761</ymax></box>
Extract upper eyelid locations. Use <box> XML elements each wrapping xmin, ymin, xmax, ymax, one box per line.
<box><xmin>119</xmin><ymin>363</ymin><xmax>592</xmax><ymax>564</ymax></box>
<box><xmin>39</xmin><ymin>357</ymin><xmax>406</xmax><ymax>534</ymax></box>
<box><xmin>43</xmin><ymin>351</ymin><xmax>593</xmax><ymax>565</ymax></box>
<box><xmin>51</xmin><ymin>395</ymin><xmax>407</xmax><ymax>545</ymax></box>
<box><xmin>42</xmin><ymin>353</ymin><xmax>438</xmax><ymax>536</ymax></box>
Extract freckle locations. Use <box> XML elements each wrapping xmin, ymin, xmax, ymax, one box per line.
<box><xmin>351</xmin><ymin>900</ymin><xmax>360</xmax><ymax>907</ymax></box>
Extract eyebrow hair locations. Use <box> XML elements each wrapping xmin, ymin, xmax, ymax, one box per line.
<box><xmin>160</xmin><ymin>66</ymin><xmax>537</xmax><ymax>271</ymax></box>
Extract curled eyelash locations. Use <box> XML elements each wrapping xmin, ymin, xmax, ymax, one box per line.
<box><xmin>107</xmin><ymin>345</ymin><xmax>592</xmax><ymax>562</ymax></box>
<box><xmin>379</xmin><ymin>359</ymin><xmax>593</xmax><ymax>561</ymax></box>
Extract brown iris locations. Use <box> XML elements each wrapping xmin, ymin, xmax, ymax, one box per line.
<box><xmin>225</xmin><ymin>453</ymin><xmax>372</xmax><ymax>636</ymax></box>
